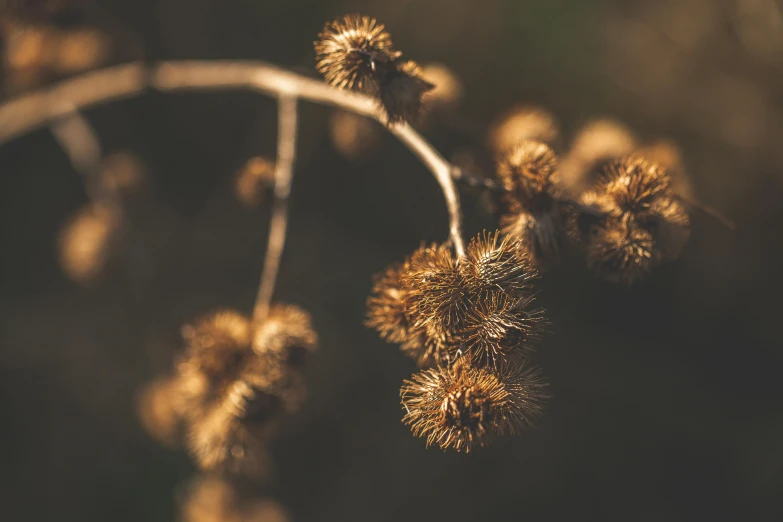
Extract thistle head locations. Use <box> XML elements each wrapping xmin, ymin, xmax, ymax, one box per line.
<box><xmin>401</xmin><ymin>358</ymin><xmax>547</xmax><ymax>452</ymax></box>
<box><xmin>497</xmin><ymin>140</ymin><xmax>561</xmax><ymax>209</ymax></box>
<box><xmin>562</xmin><ymin>119</ymin><xmax>637</xmax><ymax>190</ymax></box>
<box><xmin>499</xmin><ymin>207</ymin><xmax>562</xmax><ymax>263</ymax></box>
<box><xmin>378</xmin><ymin>59</ymin><xmax>434</xmax><ymax>123</ymax></box>
<box><xmin>315</xmin><ymin>14</ymin><xmax>401</xmax><ymax>93</ymax></box>
<box><xmin>585</xmin><ymin>216</ymin><xmax>659</xmax><ymax>285</ymax></box>
<box><xmin>252</xmin><ymin>304</ymin><xmax>318</xmax><ymax>368</ymax></box>
<box><xmin>598</xmin><ymin>155</ymin><xmax>672</xmax><ymax>218</ymax></box>
<box><xmin>460</xmin><ymin>231</ymin><xmax>538</xmax><ymax>294</ymax></box>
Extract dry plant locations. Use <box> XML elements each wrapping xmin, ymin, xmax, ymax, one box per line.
<box><xmin>0</xmin><ymin>7</ymin><xmax>735</xmax><ymax>519</ymax></box>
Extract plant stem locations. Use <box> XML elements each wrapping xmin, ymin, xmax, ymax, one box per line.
<box><xmin>0</xmin><ymin>60</ymin><xmax>466</xmax><ymax>256</ymax></box>
<box><xmin>253</xmin><ymin>95</ymin><xmax>298</xmax><ymax>322</ymax></box>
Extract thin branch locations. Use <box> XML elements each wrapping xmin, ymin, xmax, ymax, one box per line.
<box><xmin>0</xmin><ymin>60</ymin><xmax>466</xmax><ymax>257</ymax></box>
<box><xmin>253</xmin><ymin>95</ymin><xmax>298</xmax><ymax>323</ymax></box>
<box><xmin>49</xmin><ymin>109</ymin><xmax>123</xmax><ymax>218</ymax></box>
<box><xmin>675</xmin><ymin>194</ymin><xmax>737</xmax><ymax>231</ymax></box>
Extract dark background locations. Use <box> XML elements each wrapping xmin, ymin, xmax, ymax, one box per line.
<box><xmin>1</xmin><ymin>1</ymin><xmax>782</xmax><ymax>521</ymax></box>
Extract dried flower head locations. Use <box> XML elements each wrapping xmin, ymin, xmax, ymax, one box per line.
<box><xmin>562</xmin><ymin>119</ymin><xmax>637</xmax><ymax>190</ymax></box>
<box><xmin>500</xmin><ymin>207</ymin><xmax>561</xmax><ymax>263</ymax></box>
<box><xmin>136</xmin><ymin>376</ymin><xmax>185</xmax><ymax>448</ymax></box>
<box><xmin>315</xmin><ymin>14</ymin><xmax>433</xmax><ymax>123</ymax></box>
<box><xmin>378</xmin><ymin>59</ymin><xmax>434</xmax><ymax>123</ymax></box>
<box><xmin>488</xmin><ymin>106</ymin><xmax>560</xmax><ymax>155</ymax></box>
<box><xmin>315</xmin><ymin>14</ymin><xmax>401</xmax><ymax>92</ymax></box>
<box><xmin>498</xmin><ymin>140</ymin><xmax>562</xmax><ymax>208</ymax></box>
<box><xmin>460</xmin><ymin>231</ymin><xmax>538</xmax><ymax>295</ymax></box>
<box><xmin>329</xmin><ymin>110</ymin><xmax>382</xmax><ymax>159</ymax></box>
<box><xmin>401</xmin><ymin>358</ymin><xmax>546</xmax><ymax>452</ymax></box>
<box><xmin>634</xmin><ymin>140</ymin><xmax>692</xmax><ymax>198</ymax></box>
<box><xmin>366</xmin><ymin>261</ymin><xmax>411</xmax><ymax>345</ymax></box>
<box><xmin>585</xmin><ymin>217</ymin><xmax>659</xmax><ymax>285</ymax></box>
<box><xmin>234</xmin><ymin>156</ymin><xmax>275</xmax><ymax>208</ymax></box>
<box><xmin>597</xmin><ymin>155</ymin><xmax>672</xmax><ymax>217</ymax></box>
<box><xmin>58</xmin><ymin>203</ymin><xmax>119</xmax><ymax>284</ymax></box>
<box><xmin>461</xmin><ymin>291</ymin><xmax>544</xmax><ymax>367</ymax></box>
<box><xmin>252</xmin><ymin>304</ymin><xmax>318</xmax><ymax>368</ymax></box>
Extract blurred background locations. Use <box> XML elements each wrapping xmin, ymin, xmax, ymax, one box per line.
<box><xmin>1</xmin><ymin>0</ymin><xmax>782</xmax><ymax>521</ymax></box>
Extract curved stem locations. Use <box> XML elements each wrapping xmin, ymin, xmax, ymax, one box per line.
<box><xmin>253</xmin><ymin>95</ymin><xmax>298</xmax><ymax>323</ymax></box>
<box><xmin>0</xmin><ymin>60</ymin><xmax>466</xmax><ymax>257</ymax></box>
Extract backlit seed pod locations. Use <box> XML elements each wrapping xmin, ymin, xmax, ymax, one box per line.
<box><xmin>419</xmin><ymin>62</ymin><xmax>464</xmax><ymax>111</ymax></box>
<box><xmin>378</xmin><ymin>59</ymin><xmax>434</xmax><ymax>123</ymax></box>
<box><xmin>401</xmin><ymin>358</ymin><xmax>547</xmax><ymax>452</ymax></box>
<box><xmin>136</xmin><ymin>376</ymin><xmax>185</xmax><ymax>448</ymax></box>
<box><xmin>314</xmin><ymin>14</ymin><xmax>401</xmax><ymax>93</ymax></box>
<box><xmin>564</xmin><ymin>189</ymin><xmax>618</xmax><ymax>242</ymax></box>
<box><xmin>58</xmin><ymin>203</ymin><xmax>120</xmax><ymax>284</ymax></box>
<box><xmin>497</xmin><ymin>140</ymin><xmax>561</xmax><ymax>210</ymax></box>
<box><xmin>366</xmin><ymin>262</ymin><xmax>411</xmax><ymax>345</ymax></box>
<box><xmin>488</xmin><ymin>106</ymin><xmax>560</xmax><ymax>155</ymax></box>
<box><xmin>234</xmin><ymin>156</ymin><xmax>275</xmax><ymax>208</ymax></box>
<box><xmin>252</xmin><ymin>304</ymin><xmax>318</xmax><ymax>368</ymax></box>
<box><xmin>459</xmin><ymin>231</ymin><xmax>538</xmax><ymax>295</ymax></box>
<box><xmin>329</xmin><ymin>110</ymin><xmax>382</xmax><ymax>159</ymax></box>
<box><xmin>460</xmin><ymin>291</ymin><xmax>544</xmax><ymax>367</ymax></box>
<box><xmin>561</xmin><ymin>119</ymin><xmax>637</xmax><ymax>191</ymax></box>
<box><xmin>400</xmin><ymin>243</ymin><xmax>465</xmax><ymax>340</ymax></box>
<box><xmin>586</xmin><ymin>217</ymin><xmax>659</xmax><ymax>285</ymax></box>
<box><xmin>597</xmin><ymin>155</ymin><xmax>672</xmax><ymax>217</ymax></box>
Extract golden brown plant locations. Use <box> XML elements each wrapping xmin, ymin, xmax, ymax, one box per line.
<box><xmin>496</xmin><ymin>141</ymin><xmax>566</xmax><ymax>262</ymax></box>
<box><xmin>401</xmin><ymin>358</ymin><xmax>546</xmax><ymax>452</ymax></box>
<box><xmin>252</xmin><ymin>304</ymin><xmax>318</xmax><ymax>368</ymax></box>
<box><xmin>314</xmin><ymin>14</ymin><xmax>433</xmax><ymax>122</ymax></box>
<box><xmin>561</xmin><ymin>119</ymin><xmax>637</xmax><ymax>191</ymax></box>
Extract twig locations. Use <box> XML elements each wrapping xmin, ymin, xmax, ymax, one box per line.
<box><xmin>675</xmin><ymin>194</ymin><xmax>737</xmax><ymax>230</ymax></box>
<box><xmin>253</xmin><ymin>95</ymin><xmax>298</xmax><ymax>322</ymax></box>
<box><xmin>0</xmin><ymin>60</ymin><xmax>466</xmax><ymax>257</ymax></box>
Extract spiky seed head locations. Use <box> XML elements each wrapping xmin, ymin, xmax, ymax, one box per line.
<box><xmin>181</xmin><ymin>310</ymin><xmax>252</xmax><ymax>387</ymax></box>
<box><xmin>635</xmin><ymin>140</ymin><xmax>692</xmax><ymax>198</ymax></box>
<box><xmin>598</xmin><ymin>155</ymin><xmax>672</xmax><ymax>217</ymax></box>
<box><xmin>378</xmin><ymin>59</ymin><xmax>434</xmax><ymax>123</ymax></box>
<box><xmin>460</xmin><ymin>291</ymin><xmax>545</xmax><ymax>367</ymax></box>
<box><xmin>564</xmin><ymin>189</ymin><xmax>618</xmax><ymax>242</ymax></box>
<box><xmin>400</xmin><ymin>243</ymin><xmax>465</xmax><ymax>342</ymax></box>
<box><xmin>366</xmin><ymin>262</ymin><xmax>411</xmax><ymax>344</ymax></box>
<box><xmin>488</xmin><ymin>105</ymin><xmax>560</xmax><ymax>154</ymax></box>
<box><xmin>460</xmin><ymin>231</ymin><xmax>538</xmax><ymax>295</ymax></box>
<box><xmin>252</xmin><ymin>304</ymin><xmax>318</xmax><ymax>368</ymax></box>
<box><xmin>497</xmin><ymin>140</ymin><xmax>561</xmax><ymax>209</ymax></box>
<box><xmin>234</xmin><ymin>156</ymin><xmax>275</xmax><ymax>208</ymax></box>
<box><xmin>314</xmin><ymin>14</ymin><xmax>401</xmax><ymax>93</ymax></box>
<box><xmin>329</xmin><ymin>110</ymin><xmax>382</xmax><ymax>159</ymax></box>
<box><xmin>401</xmin><ymin>358</ymin><xmax>547</xmax><ymax>452</ymax></box>
<box><xmin>562</xmin><ymin>119</ymin><xmax>637</xmax><ymax>190</ymax></box>
<box><xmin>586</xmin><ymin>217</ymin><xmax>659</xmax><ymax>285</ymax></box>
<box><xmin>58</xmin><ymin>203</ymin><xmax>120</xmax><ymax>284</ymax></box>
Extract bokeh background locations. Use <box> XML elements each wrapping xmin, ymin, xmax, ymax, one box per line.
<box><xmin>1</xmin><ymin>1</ymin><xmax>782</xmax><ymax>521</ymax></box>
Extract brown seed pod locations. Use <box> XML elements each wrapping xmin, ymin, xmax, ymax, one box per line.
<box><xmin>400</xmin><ymin>243</ymin><xmax>465</xmax><ymax>343</ymax></box>
<box><xmin>460</xmin><ymin>231</ymin><xmax>538</xmax><ymax>295</ymax></box>
<box><xmin>585</xmin><ymin>216</ymin><xmax>659</xmax><ymax>285</ymax></box>
<box><xmin>497</xmin><ymin>140</ymin><xmax>562</xmax><ymax>210</ymax></box>
<box><xmin>401</xmin><ymin>358</ymin><xmax>547</xmax><ymax>452</ymax></box>
<box><xmin>488</xmin><ymin>106</ymin><xmax>560</xmax><ymax>155</ymax></box>
<box><xmin>366</xmin><ymin>262</ymin><xmax>411</xmax><ymax>345</ymax></box>
<box><xmin>58</xmin><ymin>203</ymin><xmax>120</xmax><ymax>284</ymax></box>
<box><xmin>598</xmin><ymin>155</ymin><xmax>672</xmax><ymax>218</ymax></box>
<box><xmin>378</xmin><ymin>59</ymin><xmax>434</xmax><ymax>123</ymax></box>
<box><xmin>460</xmin><ymin>291</ymin><xmax>545</xmax><ymax>367</ymax></box>
<box><xmin>499</xmin><ymin>206</ymin><xmax>562</xmax><ymax>263</ymax></box>
<box><xmin>314</xmin><ymin>14</ymin><xmax>401</xmax><ymax>93</ymax></box>
<box><xmin>252</xmin><ymin>304</ymin><xmax>318</xmax><ymax>368</ymax></box>
<box><xmin>563</xmin><ymin>189</ymin><xmax>618</xmax><ymax>243</ymax></box>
